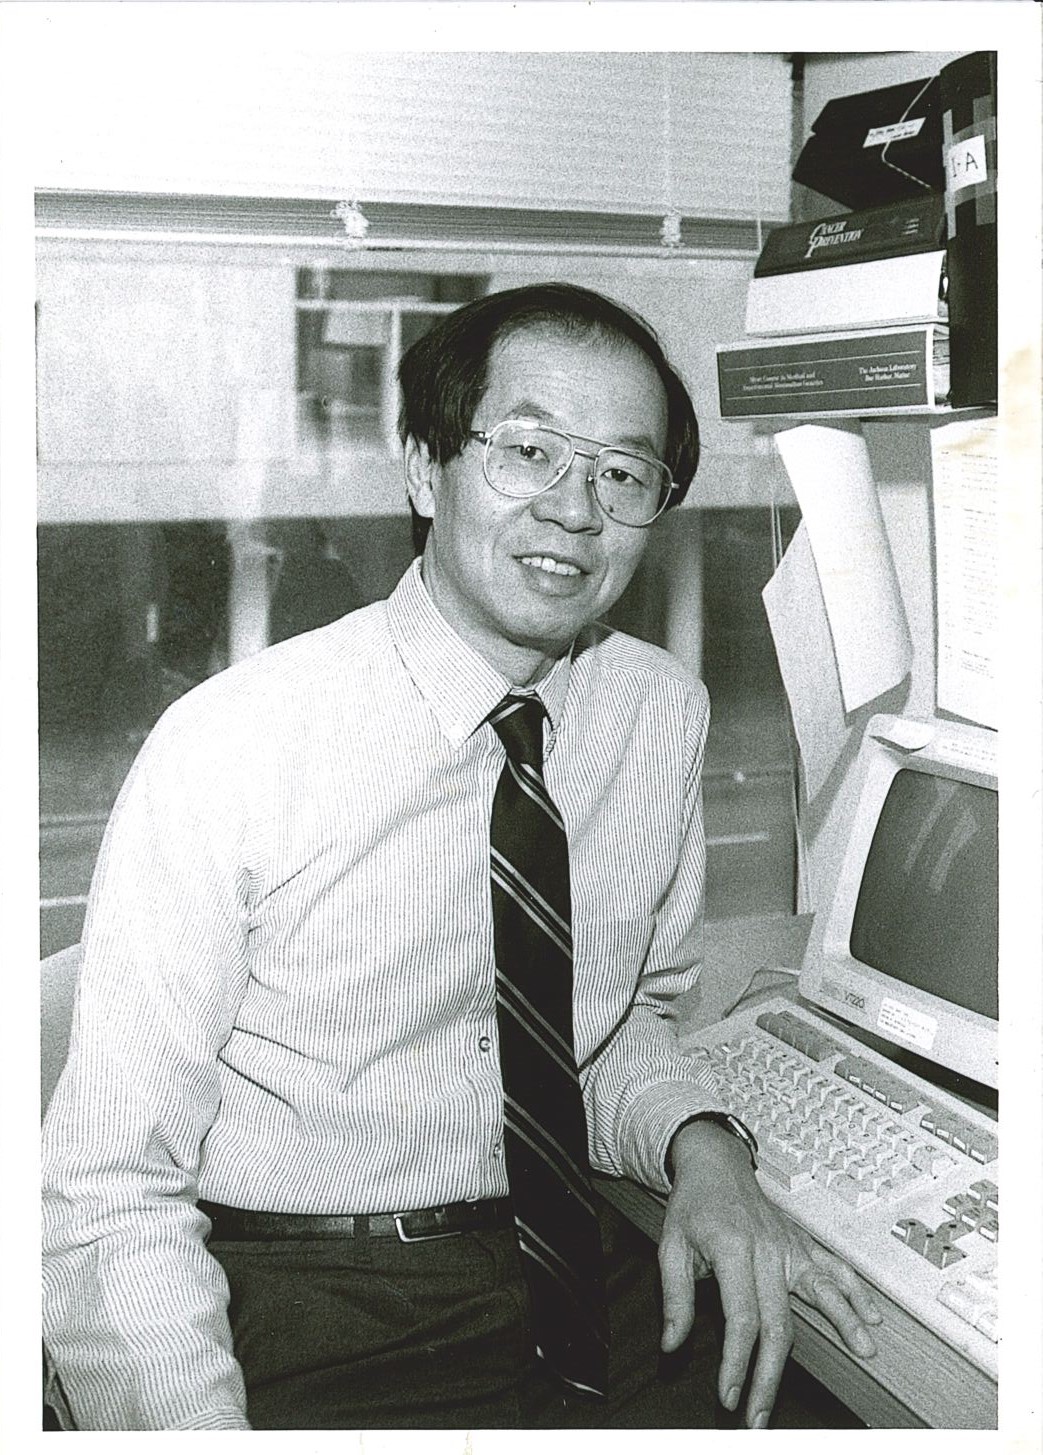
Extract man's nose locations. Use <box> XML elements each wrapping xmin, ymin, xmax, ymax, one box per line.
<box><xmin>530</xmin><ymin>454</ymin><xmax>603</xmax><ymax>532</ymax></box>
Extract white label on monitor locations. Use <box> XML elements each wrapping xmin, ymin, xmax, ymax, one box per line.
<box><xmin>864</xmin><ymin>118</ymin><xmax>926</xmax><ymax>147</ymax></box>
<box><xmin>877</xmin><ymin>998</ymin><xmax>937</xmax><ymax>1051</ymax></box>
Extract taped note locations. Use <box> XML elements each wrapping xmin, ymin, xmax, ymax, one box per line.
<box><xmin>878</xmin><ymin>997</ymin><xmax>938</xmax><ymax>1053</ymax></box>
<box><xmin>763</xmin><ymin>521</ymin><xmax>850</xmax><ymax>801</ymax></box>
<box><xmin>946</xmin><ymin>134</ymin><xmax>989</xmax><ymax>194</ymax></box>
<box><xmin>774</xmin><ymin>425</ymin><xmax>913</xmax><ymax>713</ymax></box>
<box><xmin>930</xmin><ymin>417</ymin><xmax>999</xmax><ymax>729</ymax></box>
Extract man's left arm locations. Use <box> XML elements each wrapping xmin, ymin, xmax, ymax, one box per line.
<box><xmin>581</xmin><ymin>689</ymin><xmax>881</xmax><ymax>1427</ymax></box>
<box><xmin>580</xmin><ymin>682</ymin><xmax>718</xmax><ymax>1191</ymax></box>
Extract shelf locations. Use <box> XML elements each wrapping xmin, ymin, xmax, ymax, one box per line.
<box><xmin>743</xmin><ymin>406</ymin><xmax>995</xmax><ymax>429</ymax></box>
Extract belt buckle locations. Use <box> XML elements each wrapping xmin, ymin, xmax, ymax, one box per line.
<box><xmin>393</xmin><ymin>1211</ymin><xmax>465</xmax><ymax>1243</ymax></box>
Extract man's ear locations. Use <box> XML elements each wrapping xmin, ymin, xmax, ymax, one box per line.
<box><xmin>404</xmin><ymin>436</ymin><xmax>439</xmax><ymax>520</ymax></box>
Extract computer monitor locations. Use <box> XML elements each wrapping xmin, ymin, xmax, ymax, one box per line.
<box><xmin>800</xmin><ymin>712</ymin><xmax>998</xmax><ymax>1091</ymax></box>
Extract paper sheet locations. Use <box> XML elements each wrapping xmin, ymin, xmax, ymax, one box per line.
<box><xmin>930</xmin><ymin>417</ymin><xmax>1000</xmax><ymax>729</ymax></box>
<box><xmin>774</xmin><ymin>425</ymin><xmax>913</xmax><ymax>712</ymax></box>
<box><xmin>762</xmin><ymin>522</ymin><xmax>850</xmax><ymax>801</ymax></box>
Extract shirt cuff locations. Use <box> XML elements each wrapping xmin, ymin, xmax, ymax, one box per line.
<box><xmin>616</xmin><ymin>1071</ymin><xmax>728</xmax><ymax>1196</ymax></box>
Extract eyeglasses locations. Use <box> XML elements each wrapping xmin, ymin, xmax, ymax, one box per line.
<box><xmin>468</xmin><ymin>419</ymin><xmax>677</xmax><ymax>528</ymax></box>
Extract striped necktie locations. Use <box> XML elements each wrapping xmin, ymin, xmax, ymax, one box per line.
<box><xmin>488</xmin><ymin>693</ymin><xmax>609</xmax><ymax>1397</ymax></box>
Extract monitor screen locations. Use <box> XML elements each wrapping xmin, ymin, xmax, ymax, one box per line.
<box><xmin>850</xmin><ymin>768</ymin><xmax>998</xmax><ymax>1021</ymax></box>
<box><xmin>800</xmin><ymin>713</ymin><xmax>999</xmax><ymax>1091</ymax></box>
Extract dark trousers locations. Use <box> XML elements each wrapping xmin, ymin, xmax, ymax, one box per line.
<box><xmin>208</xmin><ymin>1200</ymin><xmax>719</xmax><ymax>1430</ymax></box>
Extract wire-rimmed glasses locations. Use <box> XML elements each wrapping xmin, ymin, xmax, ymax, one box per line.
<box><xmin>468</xmin><ymin>419</ymin><xmax>677</xmax><ymax>528</ymax></box>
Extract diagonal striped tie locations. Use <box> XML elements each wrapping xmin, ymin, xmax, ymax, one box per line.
<box><xmin>488</xmin><ymin>693</ymin><xmax>609</xmax><ymax>1397</ymax></box>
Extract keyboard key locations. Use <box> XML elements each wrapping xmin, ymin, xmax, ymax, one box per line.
<box><xmin>888</xmin><ymin>1163</ymin><xmax>931</xmax><ymax>1197</ymax></box>
<box><xmin>969</xmin><ymin>1179</ymin><xmax>999</xmax><ymax>1213</ymax></box>
<box><xmin>832</xmin><ymin>1175</ymin><xmax>878</xmax><ymax>1208</ymax></box>
<box><xmin>965</xmin><ymin>1265</ymin><xmax>998</xmax><ymax>1299</ymax></box>
<box><xmin>911</xmin><ymin>1143</ymin><xmax>957</xmax><ymax>1177</ymax></box>
<box><xmin>938</xmin><ymin>1281</ymin><xmax>980</xmax><ymax>1322</ymax></box>
<box><xmin>892</xmin><ymin>1217</ymin><xmax>930</xmax><ymax>1255</ymax></box>
<box><xmin>944</xmin><ymin>1191</ymin><xmax>983</xmax><ymax>1226</ymax></box>
<box><xmin>925</xmin><ymin>1222</ymin><xmax>968</xmax><ymax>1270</ymax></box>
<box><xmin>936</xmin><ymin>1260</ymin><xmax>998</xmax><ymax>1342</ymax></box>
<box><xmin>758</xmin><ymin>1145</ymin><xmax>815</xmax><ymax>1192</ymax></box>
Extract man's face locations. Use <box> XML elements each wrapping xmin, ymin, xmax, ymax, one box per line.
<box><xmin>409</xmin><ymin>325</ymin><xmax>669</xmax><ymax>683</ymax></box>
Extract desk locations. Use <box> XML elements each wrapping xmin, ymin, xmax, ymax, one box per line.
<box><xmin>599</xmin><ymin>914</ymin><xmax>999</xmax><ymax>1430</ymax></box>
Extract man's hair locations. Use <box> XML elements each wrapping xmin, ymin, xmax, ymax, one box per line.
<box><xmin>398</xmin><ymin>282</ymin><xmax>700</xmax><ymax>554</ymax></box>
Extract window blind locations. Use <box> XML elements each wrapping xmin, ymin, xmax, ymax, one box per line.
<box><xmin>32</xmin><ymin>16</ymin><xmax>791</xmax><ymax>228</ymax></box>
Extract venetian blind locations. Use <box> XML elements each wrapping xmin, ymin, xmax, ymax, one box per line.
<box><xmin>32</xmin><ymin>16</ymin><xmax>791</xmax><ymax>231</ymax></box>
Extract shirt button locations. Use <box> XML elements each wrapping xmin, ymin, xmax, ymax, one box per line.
<box><xmin>478</xmin><ymin>1035</ymin><xmax>492</xmax><ymax>1053</ymax></box>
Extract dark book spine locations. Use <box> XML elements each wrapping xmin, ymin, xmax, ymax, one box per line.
<box><xmin>941</xmin><ymin>52</ymin><xmax>998</xmax><ymax>407</ymax></box>
<box><xmin>755</xmin><ymin>195</ymin><xmax>946</xmax><ymax>277</ymax></box>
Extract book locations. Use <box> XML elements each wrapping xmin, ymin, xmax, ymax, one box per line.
<box><xmin>940</xmin><ymin>51</ymin><xmax>997</xmax><ymax>407</ymax></box>
<box><xmin>754</xmin><ymin>195</ymin><xmax>946</xmax><ymax>277</ymax></box>
<box><xmin>744</xmin><ymin>250</ymin><xmax>946</xmax><ymax>338</ymax></box>
<box><xmin>745</xmin><ymin>195</ymin><xmax>947</xmax><ymax>338</ymax></box>
<box><xmin>717</xmin><ymin>325</ymin><xmax>950</xmax><ymax>420</ymax></box>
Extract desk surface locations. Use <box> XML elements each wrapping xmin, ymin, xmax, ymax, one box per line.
<box><xmin>612</xmin><ymin>913</ymin><xmax>999</xmax><ymax>1431</ymax></box>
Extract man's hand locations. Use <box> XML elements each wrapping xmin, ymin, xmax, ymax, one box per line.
<box><xmin>659</xmin><ymin>1118</ymin><xmax>883</xmax><ymax>1429</ymax></box>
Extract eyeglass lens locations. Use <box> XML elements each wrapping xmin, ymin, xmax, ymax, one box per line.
<box><xmin>484</xmin><ymin>421</ymin><xmax>669</xmax><ymax>525</ymax></box>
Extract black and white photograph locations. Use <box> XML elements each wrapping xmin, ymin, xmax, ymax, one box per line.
<box><xmin>0</xmin><ymin>2</ymin><xmax>1039</xmax><ymax>1446</ymax></box>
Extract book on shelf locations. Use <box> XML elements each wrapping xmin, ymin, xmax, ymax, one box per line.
<box><xmin>754</xmin><ymin>195</ymin><xmax>946</xmax><ymax>277</ymax></box>
<box><xmin>745</xmin><ymin>195</ymin><xmax>947</xmax><ymax>338</ymax></box>
<box><xmin>745</xmin><ymin>251</ymin><xmax>947</xmax><ymax>338</ymax></box>
<box><xmin>717</xmin><ymin>324</ymin><xmax>950</xmax><ymax>420</ymax></box>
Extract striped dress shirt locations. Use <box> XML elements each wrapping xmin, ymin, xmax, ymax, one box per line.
<box><xmin>42</xmin><ymin>558</ymin><xmax>719</xmax><ymax>1430</ymax></box>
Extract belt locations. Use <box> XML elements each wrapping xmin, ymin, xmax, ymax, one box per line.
<box><xmin>198</xmin><ymin>1197</ymin><xmax>515</xmax><ymax>1244</ymax></box>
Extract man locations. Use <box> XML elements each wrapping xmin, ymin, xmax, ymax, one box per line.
<box><xmin>42</xmin><ymin>283</ymin><xmax>879</xmax><ymax>1431</ymax></box>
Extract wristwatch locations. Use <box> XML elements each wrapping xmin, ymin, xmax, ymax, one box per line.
<box><xmin>667</xmin><ymin>1111</ymin><xmax>759</xmax><ymax>1179</ymax></box>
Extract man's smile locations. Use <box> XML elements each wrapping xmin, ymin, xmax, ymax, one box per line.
<box><xmin>518</xmin><ymin>553</ymin><xmax>586</xmax><ymax>579</ymax></box>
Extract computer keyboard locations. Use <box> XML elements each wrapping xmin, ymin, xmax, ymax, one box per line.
<box><xmin>680</xmin><ymin>997</ymin><xmax>998</xmax><ymax>1379</ymax></box>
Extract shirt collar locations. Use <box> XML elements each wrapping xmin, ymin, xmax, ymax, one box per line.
<box><xmin>386</xmin><ymin>559</ymin><xmax>572</xmax><ymax>752</ymax></box>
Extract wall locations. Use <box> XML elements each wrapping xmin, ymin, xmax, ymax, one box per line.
<box><xmin>801</xmin><ymin>51</ymin><xmax>964</xmax><ymax>118</ymax></box>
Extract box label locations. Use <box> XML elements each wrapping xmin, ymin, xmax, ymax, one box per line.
<box><xmin>864</xmin><ymin>117</ymin><xmax>927</xmax><ymax>148</ymax></box>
